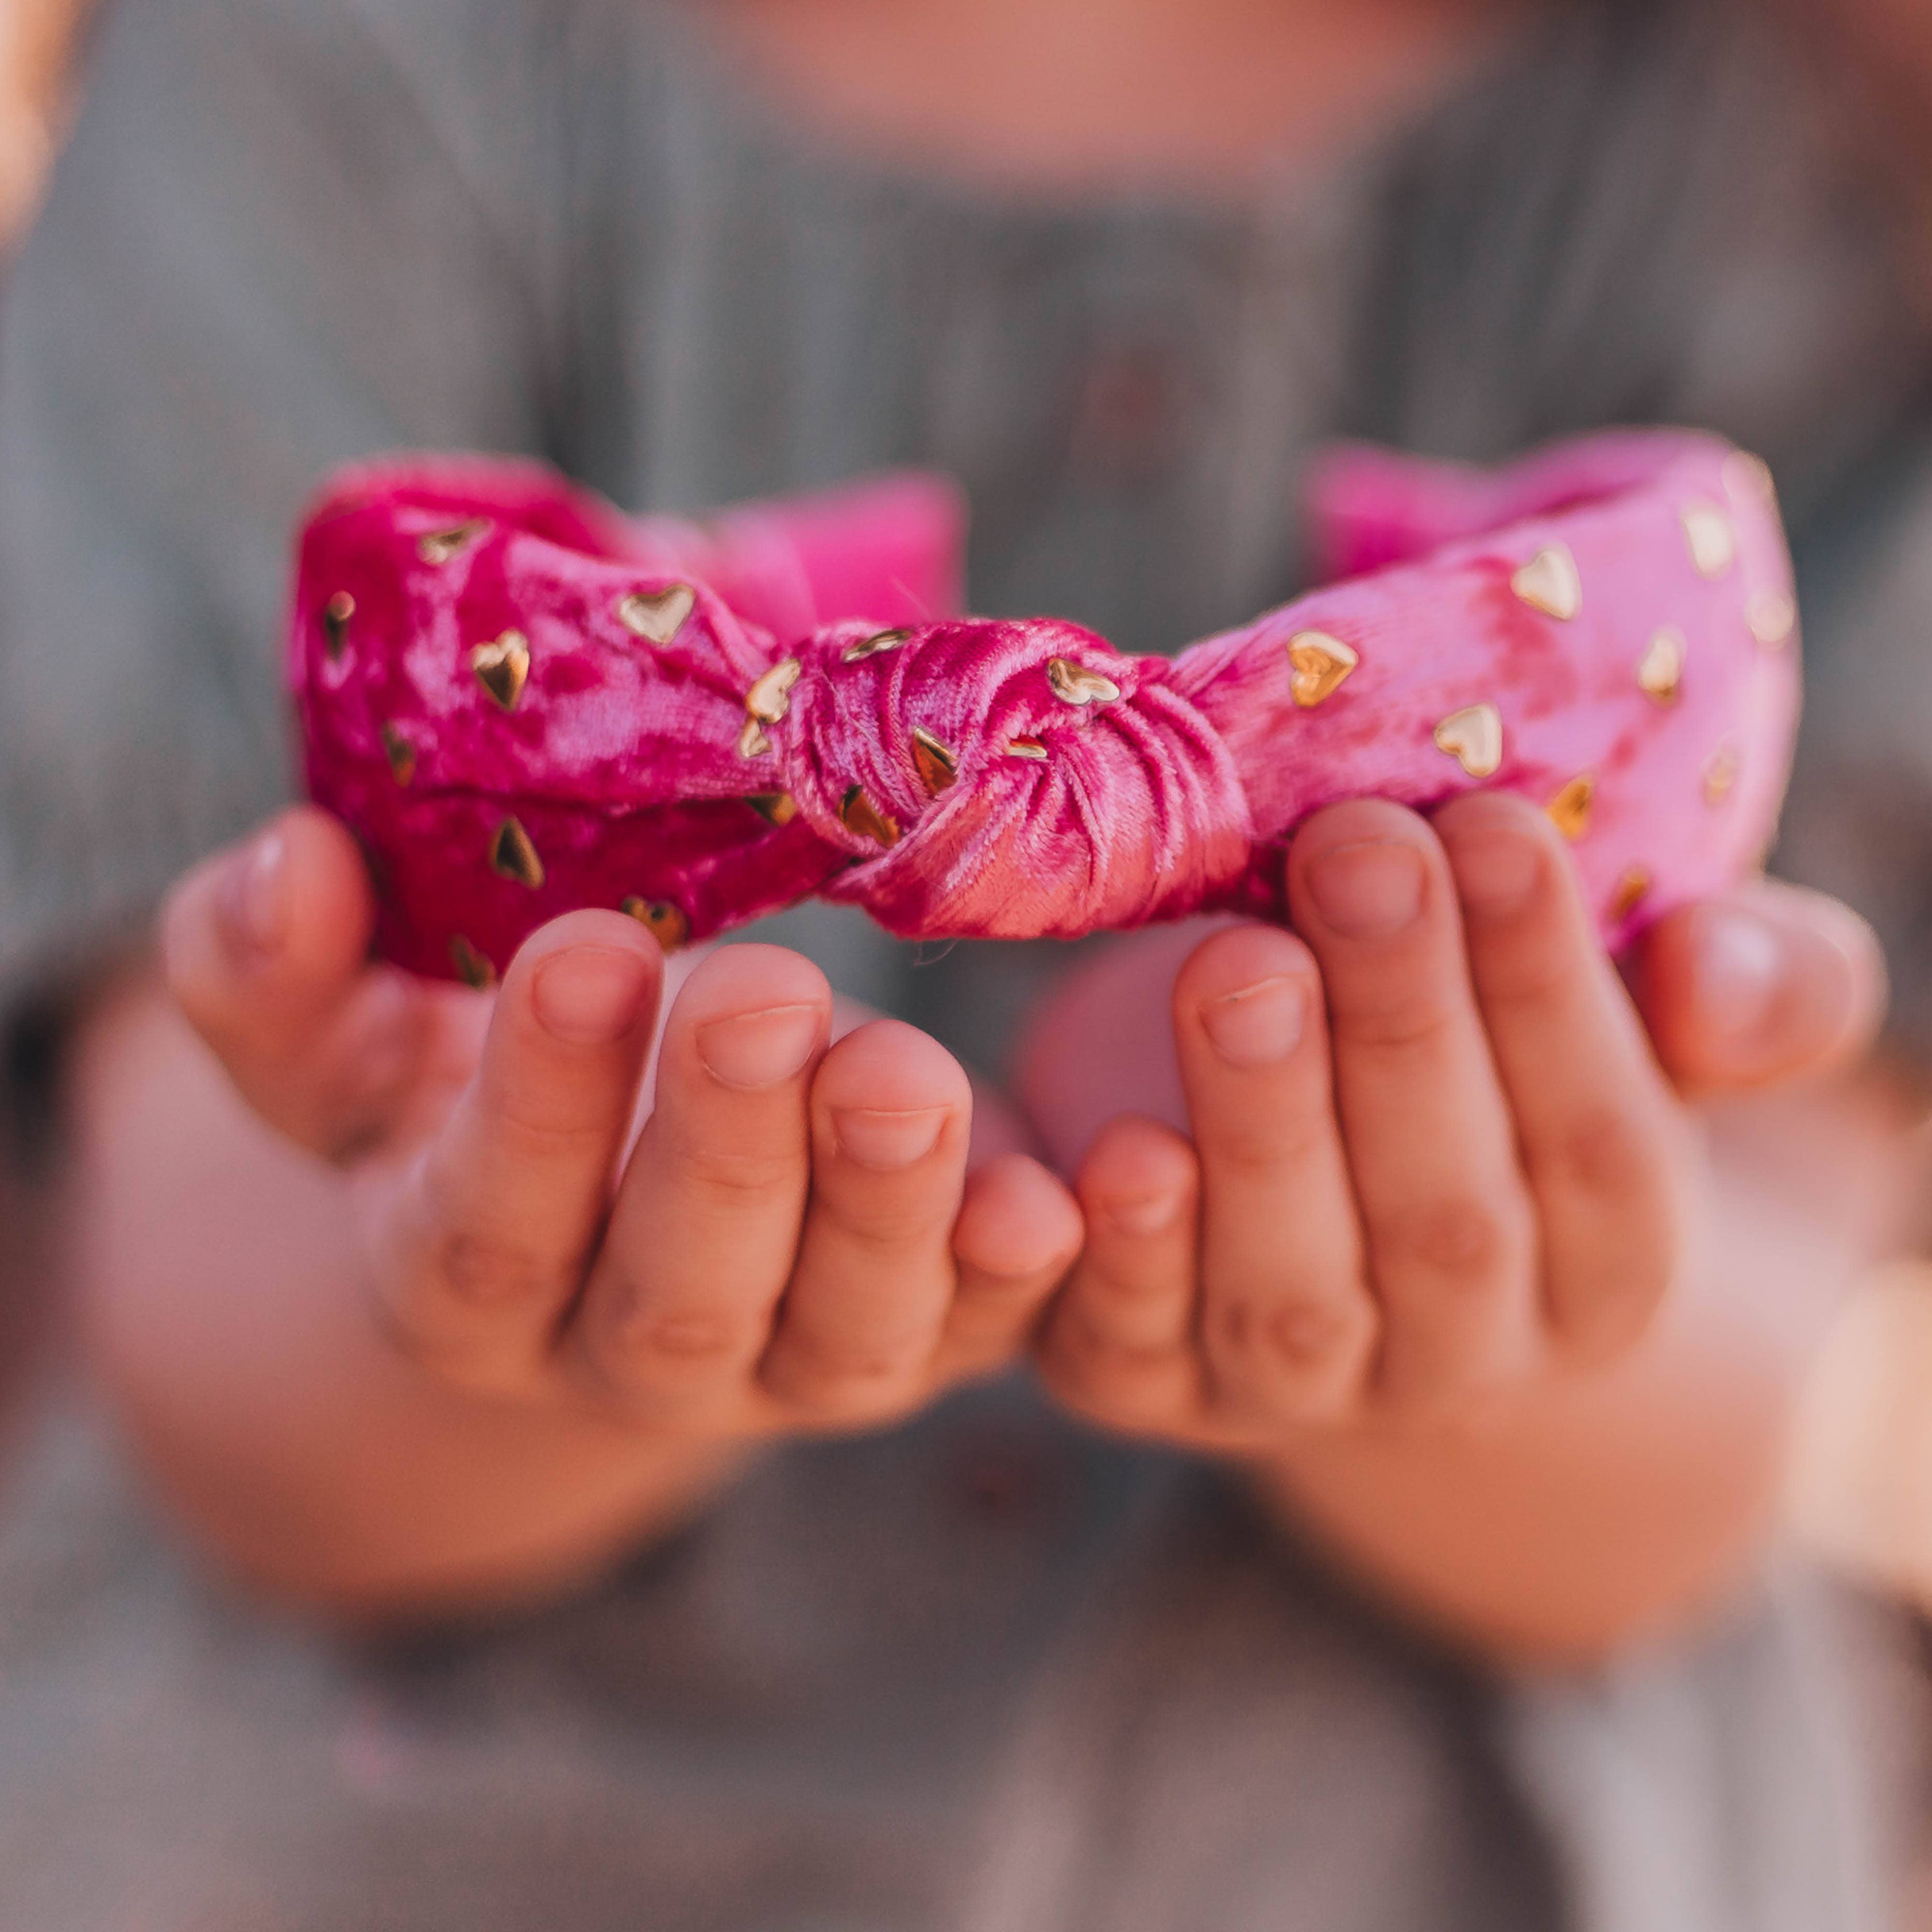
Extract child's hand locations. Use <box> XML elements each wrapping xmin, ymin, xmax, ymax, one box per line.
<box><xmin>1022</xmin><ymin>794</ymin><xmax>1883</xmax><ymax>1445</ymax></box>
<box><xmin>162</xmin><ymin>807</ymin><xmax>1080</xmax><ymax>1441</ymax></box>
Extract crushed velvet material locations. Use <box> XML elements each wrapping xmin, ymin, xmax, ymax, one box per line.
<box><xmin>292</xmin><ymin>432</ymin><xmax>1799</xmax><ymax>981</ymax></box>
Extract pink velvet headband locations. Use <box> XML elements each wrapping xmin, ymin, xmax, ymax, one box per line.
<box><xmin>291</xmin><ymin>430</ymin><xmax>1799</xmax><ymax>986</ymax></box>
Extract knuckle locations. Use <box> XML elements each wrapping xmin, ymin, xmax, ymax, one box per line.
<box><xmin>766</xmin><ymin>1336</ymin><xmax>924</xmax><ymax>1422</ymax></box>
<box><xmin>824</xmin><ymin>1197</ymin><xmax>950</xmax><ymax>1260</ymax></box>
<box><xmin>368</xmin><ymin>1281</ymin><xmax>535</xmax><ymax>1396</ymax></box>
<box><xmin>432</xmin><ymin>1226</ymin><xmax>569</xmax><ymax>1309</ymax></box>
<box><xmin>1202</xmin><ymin>1113</ymin><xmax>1327</xmax><ymax>1183</ymax></box>
<box><xmin>1334</xmin><ymin>996</ymin><xmax>1459</xmax><ymax>1056</ymax></box>
<box><xmin>1208</xmin><ymin>1291</ymin><xmax>1371</xmax><ymax>1382</ymax></box>
<box><xmin>1536</xmin><ymin>1105</ymin><xmax>1659</xmax><ymax>1206</ymax></box>
<box><xmin>607</xmin><ymin>1304</ymin><xmax>758</xmax><ymax>1370</ymax></box>
<box><xmin>1378</xmin><ymin>1194</ymin><xmax>1523</xmax><ymax>1291</ymax></box>
<box><xmin>1051</xmin><ymin>1301</ymin><xmax>1180</xmax><ymax>1380</ymax></box>
<box><xmin>672</xmin><ymin>1137</ymin><xmax>803</xmax><ymax>1204</ymax></box>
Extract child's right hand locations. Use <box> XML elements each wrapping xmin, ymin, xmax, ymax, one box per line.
<box><xmin>161</xmin><ymin>806</ymin><xmax>1081</xmax><ymax>1443</ymax></box>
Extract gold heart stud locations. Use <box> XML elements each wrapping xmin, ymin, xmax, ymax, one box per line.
<box><xmin>617</xmin><ymin>584</ymin><xmax>696</xmax><ymax>645</ymax></box>
<box><xmin>380</xmin><ymin>723</ymin><xmax>416</xmax><ymax>787</ymax></box>
<box><xmin>488</xmin><ymin>816</ymin><xmax>546</xmax><ymax>890</ymax></box>
<box><xmin>622</xmin><ymin>896</ymin><xmax>690</xmax><ymax>952</ymax></box>
<box><xmin>745</xmin><ymin>658</ymin><xmax>803</xmax><ymax>724</ymax></box>
<box><xmin>471</xmin><ymin>630</ymin><xmax>531</xmax><ymax>711</ymax></box>
<box><xmin>843</xmin><ymin>627</ymin><xmax>911</xmax><ymax>662</ymax></box>
<box><xmin>1005</xmin><ymin>736</ymin><xmax>1049</xmax><ymax>761</ymax></box>
<box><xmin>1433</xmin><ymin>703</ymin><xmax>1504</xmax><ymax>779</ymax></box>
<box><xmin>840</xmin><ymin>785</ymin><xmax>900</xmax><ymax>849</ymax></box>
<box><xmin>418</xmin><ymin>518</ymin><xmax>489</xmax><ymax>566</ymax></box>
<box><xmin>322</xmin><ymin>591</ymin><xmax>355</xmax><ymax>660</ymax></box>
<box><xmin>1046</xmin><ymin>657</ymin><xmax>1122</xmax><ymax>706</ymax></box>
<box><xmin>448</xmin><ymin>935</ymin><xmax>497</xmax><ymax>989</ymax></box>
<box><xmin>1702</xmin><ymin>745</ymin><xmax>1739</xmax><ymax>806</ymax></box>
<box><xmin>1286</xmin><ymin>631</ymin><xmax>1359</xmax><ymax>709</ymax></box>
<box><xmin>1681</xmin><ymin>501</ymin><xmax>1736</xmax><ymax>579</ymax></box>
<box><xmin>1637</xmin><ymin>627</ymin><xmax>1686</xmax><ymax>705</ymax></box>
<box><xmin>1546</xmin><ymin>773</ymin><xmax>1594</xmax><ymax>841</ymax></box>
<box><xmin>745</xmin><ymin>792</ymin><xmax>799</xmax><ymax>826</ymax></box>
<box><xmin>909</xmin><ymin>725</ymin><xmax>958</xmax><ymax>795</ymax></box>
<box><xmin>1609</xmin><ymin>867</ymin><xmax>1652</xmax><ymax>921</ymax></box>
<box><xmin>1747</xmin><ymin>590</ymin><xmax>1795</xmax><ymax>650</ymax></box>
<box><xmin>1511</xmin><ymin>545</ymin><xmax>1583</xmax><ymax>621</ymax></box>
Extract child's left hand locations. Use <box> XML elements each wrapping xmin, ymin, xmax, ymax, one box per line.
<box><xmin>1019</xmin><ymin>792</ymin><xmax>1884</xmax><ymax>1447</ymax></box>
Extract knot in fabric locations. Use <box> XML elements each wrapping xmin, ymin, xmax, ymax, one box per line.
<box><xmin>776</xmin><ymin>618</ymin><xmax>1255</xmax><ymax>940</ymax></box>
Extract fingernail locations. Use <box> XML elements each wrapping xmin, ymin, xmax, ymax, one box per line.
<box><xmin>1200</xmin><ymin>975</ymin><xmax>1306</xmax><ymax>1067</ymax></box>
<box><xmin>1304</xmin><ymin>841</ymin><xmax>1426</xmax><ymax>939</ymax></box>
<box><xmin>1106</xmin><ymin>1190</ymin><xmax>1181</xmax><ymax>1236</ymax></box>
<box><xmin>1452</xmin><ymin>832</ymin><xmax>1540</xmax><ymax>921</ymax></box>
<box><xmin>532</xmin><ymin>946</ymin><xmax>653</xmax><ymax>1044</ymax></box>
<box><xmin>832</xmin><ymin>1106</ymin><xmax>948</xmax><ymax>1169</ymax></box>
<box><xmin>696</xmin><ymin>1004</ymin><xmax>822</xmax><ymax>1088</ymax></box>
<box><xmin>219</xmin><ymin>831</ymin><xmax>287</xmax><ymax>956</ymax></box>
<box><xmin>1690</xmin><ymin>905</ymin><xmax>1785</xmax><ymax>1036</ymax></box>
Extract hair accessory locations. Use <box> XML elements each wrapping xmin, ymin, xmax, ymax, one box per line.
<box><xmin>293</xmin><ymin>431</ymin><xmax>1798</xmax><ymax>980</ymax></box>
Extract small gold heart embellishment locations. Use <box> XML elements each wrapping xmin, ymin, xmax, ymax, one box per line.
<box><xmin>617</xmin><ymin>584</ymin><xmax>696</xmax><ymax>645</ymax></box>
<box><xmin>1434</xmin><ymin>703</ymin><xmax>1504</xmax><ymax>779</ymax></box>
<box><xmin>1005</xmin><ymin>736</ymin><xmax>1049</xmax><ymax>761</ymax></box>
<box><xmin>488</xmin><ymin>816</ymin><xmax>546</xmax><ymax>890</ymax></box>
<box><xmin>1546</xmin><ymin>773</ymin><xmax>1595</xmax><ymax>841</ymax></box>
<box><xmin>843</xmin><ymin>627</ymin><xmax>911</xmax><ymax>663</ymax></box>
<box><xmin>622</xmin><ymin>896</ymin><xmax>690</xmax><ymax>952</ymax></box>
<box><xmin>1511</xmin><ymin>545</ymin><xmax>1583</xmax><ymax>621</ymax></box>
<box><xmin>1637</xmin><ymin>627</ymin><xmax>1686</xmax><ymax>705</ymax></box>
<box><xmin>745</xmin><ymin>658</ymin><xmax>803</xmax><ymax>725</ymax></box>
<box><xmin>322</xmin><ymin>591</ymin><xmax>355</xmax><ymax>660</ymax></box>
<box><xmin>1681</xmin><ymin>501</ymin><xmax>1736</xmax><ymax>579</ymax></box>
<box><xmin>418</xmin><ymin>518</ymin><xmax>490</xmax><ymax>566</ymax></box>
<box><xmin>1747</xmin><ymin>590</ymin><xmax>1795</xmax><ymax>650</ymax></box>
<box><xmin>1046</xmin><ymin>657</ymin><xmax>1122</xmax><ymax>706</ymax></box>
<box><xmin>1286</xmin><ymin>631</ymin><xmax>1359</xmax><ymax>709</ymax></box>
<box><xmin>471</xmin><ymin>630</ymin><xmax>531</xmax><ymax>711</ymax></box>
<box><xmin>745</xmin><ymin>792</ymin><xmax>799</xmax><ymax>826</ymax></box>
<box><xmin>909</xmin><ymin>726</ymin><xmax>958</xmax><ymax>795</ymax></box>
<box><xmin>380</xmin><ymin>723</ymin><xmax>416</xmax><ymax>787</ymax></box>
<box><xmin>448</xmin><ymin>935</ymin><xmax>497</xmax><ymax>989</ymax></box>
<box><xmin>1610</xmin><ymin>867</ymin><xmax>1652</xmax><ymax>921</ymax></box>
<box><xmin>840</xmin><ymin>785</ymin><xmax>900</xmax><ymax>849</ymax></box>
<box><xmin>1702</xmin><ymin>745</ymin><xmax>1740</xmax><ymax>806</ymax></box>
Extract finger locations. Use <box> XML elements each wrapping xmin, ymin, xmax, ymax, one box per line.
<box><xmin>1437</xmin><ymin>794</ymin><xmax>1686</xmax><ymax>1360</ymax></box>
<box><xmin>1632</xmin><ymin>881</ymin><xmax>1887</xmax><ymax>1097</ymax></box>
<box><xmin>1172</xmin><ymin>924</ymin><xmax>1377</xmax><ymax>1423</ymax></box>
<box><xmin>161</xmin><ymin>806</ymin><xmax>431</xmax><ymax>1158</ymax></box>
<box><xmin>760</xmin><ymin>1019</ymin><xmax>974</xmax><ymax>1424</ymax></box>
<box><xmin>573</xmin><ymin>945</ymin><xmax>830</xmax><ymax>1421</ymax></box>
<box><xmin>377</xmin><ymin>910</ymin><xmax>664</xmax><ymax>1390</ymax></box>
<box><xmin>1038</xmin><ymin>1117</ymin><xmax>1206</xmax><ymax>1435</ymax></box>
<box><xmin>932</xmin><ymin>1152</ymin><xmax>1082</xmax><ymax>1378</ymax></box>
<box><xmin>1286</xmin><ymin>799</ymin><xmax>1538</xmax><ymax>1408</ymax></box>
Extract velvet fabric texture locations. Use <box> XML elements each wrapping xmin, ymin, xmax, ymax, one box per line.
<box><xmin>292</xmin><ymin>431</ymin><xmax>1799</xmax><ymax>984</ymax></box>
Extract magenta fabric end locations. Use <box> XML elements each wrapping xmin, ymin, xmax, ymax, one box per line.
<box><xmin>291</xmin><ymin>435</ymin><xmax>1799</xmax><ymax>981</ymax></box>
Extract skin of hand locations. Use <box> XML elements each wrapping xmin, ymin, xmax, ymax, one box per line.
<box><xmin>73</xmin><ymin>805</ymin><xmax>1078</xmax><ymax>1615</ymax></box>
<box><xmin>1013</xmin><ymin>792</ymin><xmax>1888</xmax><ymax>1662</ymax></box>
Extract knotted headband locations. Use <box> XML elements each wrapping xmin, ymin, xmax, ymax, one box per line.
<box><xmin>292</xmin><ymin>430</ymin><xmax>1799</xmax><ymax>986</ymax></box>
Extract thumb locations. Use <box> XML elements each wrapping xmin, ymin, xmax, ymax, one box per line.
<box><xmin>1629</xmin><ymin>880</ymin><xmax>1888</xmax><ymax>1097</ymax></box>
<box><xmin>160</xmin><ymin>804</ymin><xmax>432</xmax><ymax>1157</ymax></box>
